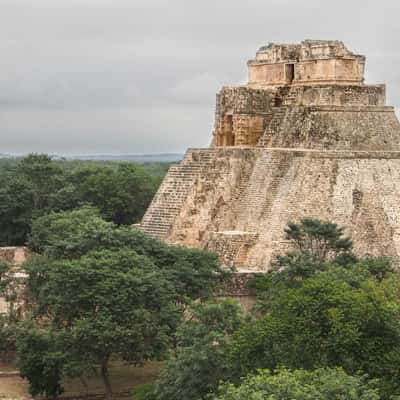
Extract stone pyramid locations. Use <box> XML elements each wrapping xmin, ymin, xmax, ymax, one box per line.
<box><xmin>140</xmin><ymin>40</ymin><xmax>400</xmax><ymax>271</ymax></box>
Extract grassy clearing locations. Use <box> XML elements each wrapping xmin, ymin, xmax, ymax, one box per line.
<box><xmin>0</xmin><ymin>361</ymin><xmax>161</xmax><ymax>400</ymax></box>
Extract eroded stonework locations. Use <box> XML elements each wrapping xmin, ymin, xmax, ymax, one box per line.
<box><xmin>140</xmin><ymin>40</ymin><xmax>400</xmax><ymax>271</ymax></box>
<box><xmin>0</xmin><ymin>247</ymin><xmax>29</xmax><ymax>314</ymax></box>
<box><xmin>248</xmin><ymin>40</ymin><xmax>365</xmax><ymax>88</ymax></box>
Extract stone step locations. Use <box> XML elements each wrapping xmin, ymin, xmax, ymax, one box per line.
<box><xmin>139</xmin><ymin>149</ymin><xmax>219</xmax><ymax>240</ymax></box>
<box><xmin>257</xmin><ymin>107</ymin><xmax>287</xmax><ymax>147</ymax></box>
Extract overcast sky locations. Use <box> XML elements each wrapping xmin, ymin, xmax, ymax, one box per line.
<box><xmin>1</xmin><ymin>0</ymin><xmax>399</xmax><ymax>155</ymax></box>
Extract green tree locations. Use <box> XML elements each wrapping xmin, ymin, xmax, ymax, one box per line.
<box><xmin>214</xmin><ymin>368</ymin><xmax>381</xmax><ymax>400</ymax></box>
<box><xmin>154</xmin><ymin>300</ymin><xmax>244</xmax><ymax>400</ymax></box>
<box><xmin>251</xmin><ymin>219</ymin><xmax>387</xmax><ymax>310</ymax></box>
<box><xmin>228</xmin><ymin>273</ymin><xmax>400</xmax><ymax>397</ymax></box>
<box><xmin>17</xmin><ymin>153</ymin><xmax>64</xmax><ymax>212</ymax></box>
<box><xmin>359</xmin><ymin>257</ymin><xmax>395</xmax><ymax>281</ymax></box>
<box><xmin>20</xmin><ymin>248</ymin><xmax>182</xmax><ymax>399</ymax></box>
<box><xmin>27</xmin><ymin>206</ymin><xmax>114</xmax><ymax>258</ymax></box>
<box><xmin>23</xmin><ymin>206</ymin><xmax>226</xmax><ymax>399</ymax></box>
<box><xmin>28</xmin><ymin>206</ymin><xmax>225</xmax><ymax>301</ymax></box>
<box><xmin>0</xmin><ymin>154</ymin><xmax>67</xmax><ymax>245</ymax></box>
<box><xmin>71</xmin><ymin>162</ymin><xmax>157</xmax><ymax>224</ymax></box>
<box><xmin>0</xmin><ymin>154</ymin><xmax>164</xmax><ymax>246</ymax></box>
<box><xmin>0</xmin><ymin>175</ymin><xmax>33</xmax><ymax>245</ymax></box>
<box><xmin>16</xmin><ymin>322</ymin><xmax>65</xmax><ymax>398</ymax></box>
<box><xmin>284</xmin><ymin>218</ymin><xmax>353</xmax><ymax>264</ymax></box>
<box><xmin>133</xmin><ymin>383</ymin><xmax>157</xmax><ymax>400</ymax></box>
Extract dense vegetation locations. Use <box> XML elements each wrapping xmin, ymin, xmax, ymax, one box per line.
<box><xmin>16</xmin><ymin>207</ymin><xmax>226</xmax><ymax>398</ymax></box>
<box><xmin>215</xmin><ymin>368</ymin><xmax>382</xmax><ymax>400</ymax></box>
<box><xmin>149</xmin><ymin>219</ymin><xmax>400</xmax><ymax>400</ymax></box>
<box><xmin>1</xmin><ymin>155</ymin><xmax>400</xmax><ymax>399</ymax></box>
<box><xmin>0</xmin><ymin>154</ymin><xmax>168</xmax><ymax>246</ymax></box>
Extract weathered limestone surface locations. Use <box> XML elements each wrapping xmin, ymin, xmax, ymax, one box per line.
<box><xmin>0</xmin><ymin>247</ymin><xmax>29</xmax><ymax>314</ymax></box>
<box><xmin>140</xmin><ymin>40</ymin><xmax>400</xmax><ymax>272</ymax></box>
<box><xmin>248</xmin><ymin>40</ymin><xmax>365</xmax><ymax>87</ymax></box>
<box><xmin>0</xmin><ymin>247</ymin><xmax>30</xmax><ymax>266</ymax></box>
<box><xmin>258</xmin><ymin>106</ymin><xmax>400</xmax><ymax>150</ymax></box>
<box><xmin>165</xmin><ymin>148</ymin><xmax>400</xmax><ymax>270</ymax></box>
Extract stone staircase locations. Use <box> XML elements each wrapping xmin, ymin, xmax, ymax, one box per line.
<box><xmin>257</xmin><ymin>106</ymin><xmax>287</xmax><ymax>147</ymax></box>
<box><xmin>139</xmin><ymin>149</ymin><xmax>219</xmax><ymax>239</ymax></box>
<box><xmin>235</xmin><ymin>149</ymin><xmax>294</xmax><ymax>232</ymax></box>
<box><xmin>236</xmin><ymin>150</ymin><xmax>273</xmax><ymax>223</ymax></box>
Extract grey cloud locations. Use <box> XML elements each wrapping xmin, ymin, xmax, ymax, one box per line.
<box><xmin>0</xmin><ymin>0</ymin><xmax>399</xmax><ymax>154</ymax></box>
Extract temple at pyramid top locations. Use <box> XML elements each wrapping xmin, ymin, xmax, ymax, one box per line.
<box><xmin>247</xmin><ymin>40</ymin><xmax>366</xmax><ymax>87</ymax></box>
<box><xmin>212</xmin><ymin>40</ymin><xmax>389</xmax><ymax>148</ymax></box>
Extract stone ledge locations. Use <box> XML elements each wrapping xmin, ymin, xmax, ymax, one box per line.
<box><xmin>188</xmin><ymin>147</ymin><xmax>400</xmax><ymax>159</ymax></box>
<box><xmin>306</xmin><ymin>105</ymin><xmax>394</xmax><ymax>112</ymax></box>
<box><xmin>206</xmin><ymin>231</ymin><xmax>259</xmax><ymax>268</ymax></box>
<box><xmin>270</xmin><ymin>148</ymin><xmax>400</xmax><ymax>159</ymax></box>
<box><xmin>0</xmin><ymin>371</ymin><xmax>19</xmax><ymax>377</ymax></box>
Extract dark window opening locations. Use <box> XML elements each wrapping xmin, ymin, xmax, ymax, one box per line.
<box><xmin>225</xmin><ymin>115</ymin><xmax>234</xmax><ymax>146</ymax></box>
<box><xmin>286</xmin><ymin>64</ymin><xmax>295</xmax><ymax>83</ymax></box>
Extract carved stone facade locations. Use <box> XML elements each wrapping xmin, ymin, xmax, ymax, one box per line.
<box><xmin>140</xmin><ymin>40</ymin><xmax>400</xmax><ymax>272</ymax></box>
<box><xmin>213</xmin><ymin>87</ymin><xmax>273</xmax><ymax>147</ymax></box>
<box><xmin>248</xmin><ymin>40</ymin><xmax>365</xmax><ymax>87</ymax></box>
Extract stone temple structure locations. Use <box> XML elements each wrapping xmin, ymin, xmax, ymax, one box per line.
<box><xmin>140</xmin><ymin>40</ymin><xmax>400</xmax><ymax>271</ymax></box>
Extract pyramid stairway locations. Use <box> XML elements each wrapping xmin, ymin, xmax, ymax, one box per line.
<box><xmin>140</xmin><ymin>149</ymin><xmax>219</xmax><ymax>239</ymax></box>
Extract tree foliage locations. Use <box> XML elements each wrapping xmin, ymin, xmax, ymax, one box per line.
<box><xmin>284</xmin><ymin>218</ymin><xmax>353</xmax><ymax>264</ymax></box>
<box><xmin>228</xmin><ymin>272</ymin><xmax>400</xmax><ymax>396</ymax></box>
<box><xmin>0</xmin><ymin>154</ymin><xmax>161</xmax><ymax>246</ymax></box>
<box><xmin>27</xmin><ymin>206</ymin><xmax>115</xmax><ymax>258</ymax></box>
<box><xmin>28</xmin><ymin>206</ymin><xmax>226</xmax><ymax>300</ymax></box>
<box><xmin>20</xmin><ymin>248</ymin><xmax>181</xmax><ymax>398</ymax></box>
<box><xmin>71</xmin><ymin>162</ymin><xmax>157</xmax><ymax>224</ymax></box>
<box><xmin>252</xmin><ymin>218</ymin><xmax>393</xmax><ymax>311</ymax></box>
<box><xmin>17</xmin><ymin>322</ymin><xmax>65</xmax><ymax>398</ymax></box>
<box><xmin>18</xmin><ymin>154</ymin><xmax>63</xmax><ymax>211</ymax></box>
<box><xmin>0</xmin><ymin>175</ymin><xmax>34</xmax><ymax>245</ymax></box>
<box><xmin>18</xmin><ymin>207</ymin><xmax>226</xmax><ymax>398</ymax></box>
<box><xmin>214</xmin><ymin>368</ymin><xmax>381</xmax><ymax>400</ymax></box>
<box><xmin>154</xmin><ymin>300</ymin><xmax>244</xmax><ymax>400</ymax></box>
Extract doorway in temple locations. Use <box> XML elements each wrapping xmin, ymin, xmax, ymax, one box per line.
<box><xmin>286</xmin><ymin>63</ymin><xmax>295</xmax><ymax>83</ymax></box>
<box><xmin>225</xmin><ymin>114</ymin><xmax>234</xmax><ymax>145</ymax></box>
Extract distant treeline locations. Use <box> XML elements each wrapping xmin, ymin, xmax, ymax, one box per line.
<box><xmin>0</xmin><ymin>154</ymin><xmax>170</xmax><ymax>246</ymax></box>
<box><xmin>0</xmin><ymin>156</ymin><xmax>172</xmax><ymax>175</ymax></box>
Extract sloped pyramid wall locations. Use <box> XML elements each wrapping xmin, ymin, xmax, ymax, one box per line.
<box><xmin>164</xmin><ymin>148</ymin><xmax>400</xmax><ymax>270</ymax></box>
<box><xmin>141</xmin><ymin>147</ymin><xmax>400</xmax><ymax>270</ymax></box>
